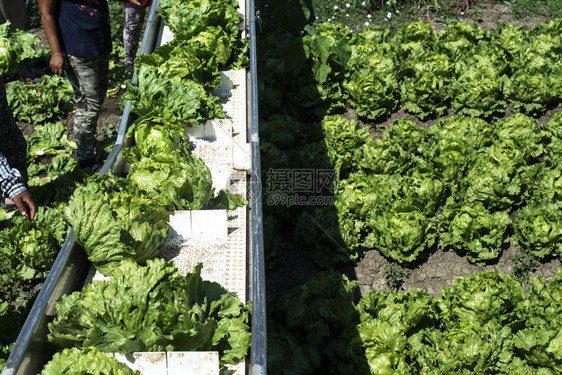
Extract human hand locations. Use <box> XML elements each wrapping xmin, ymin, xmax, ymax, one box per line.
<box><xmin>12</xmin><ymin>191</ymin><xmax>36</xmax><ymax>221</ymax></box>
<box><xmin>50</xmin><ymin>53</ymin><xmax>64</xmax><ymax>75</ymax></box>
<box><xmin>124</xmin><ymin>0</ymin><xmax>141</xmax><ymax>4</ymax></box>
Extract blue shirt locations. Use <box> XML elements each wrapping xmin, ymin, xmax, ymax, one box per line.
<box><xmin>57</xmin><ymin>0</ymin><xmax>112</xmax><ymax>57</ymax></box>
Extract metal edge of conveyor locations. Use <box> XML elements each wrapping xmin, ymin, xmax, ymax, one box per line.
<box><xmin>1</xmin><ymin>4</ymin><xmax>162</xmax><ymax>375</ymax></box>
<box><xmin>248</xmin><ymin>0</ymin><xmax>267</xmax><ymax>374</ymax></box>
<box><xmin>100</xmin><ymin>0</ymin><xmax>162</xmax><ymax>177</ymax></box>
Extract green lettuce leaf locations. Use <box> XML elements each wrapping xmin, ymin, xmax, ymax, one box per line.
<box><xmin>125</xmin><ymin>145</ymin><xmax>214</xmax><ymax>211</ymax></box>
<box><xmin>126</xmin><ymin>110</ymin><xmax>186</xmax><ymax>156</ymax></box>
<box><xmin>438</xmin><ymin>202</ymin><xmax>511</xmax><ymax>265</ymax></box>
<box><xmin>399</xmin><ymin>51</ymin><xmax>452</xmax><ymax>120</ymax></box>
<box><xmin>390</xmin><ymin>20</ymin><xmax>436</xmax><ymax>61</ymax></box>
<box><xmin>435</xmin><ymin>21</ymin><xmax>491</xmax><ymax>62</ymax></box>
<box><xmin>7</xmin><ymin>206</ymin><xmax>70</xmax><ymax>280</ymax></box>
<box><xmin>449</xmin><ymin>61</ymin><xmax>507</xmax><ymax>119</ymax></box>
<box><xmin>412</xmin><ymin>320</ymin><xmax>513</xmax><ymax>374</ymax></box>
<box><xmin>439</xmin><ymin>271</ymin><xmax>525</xmax><ymax>328</ymax></box>
<box><xmin>7</xmin><ymin>75</ymin><xmax>74</xmax><ymax>124</ymax></box>
<box><xmin>123</xmin><ymin>65</ymin><xmax>225</xmax><ymax>125</ymax></box>
<box><xmin>514</xmin><ymin>201</ymin><xmax>562</xmax><ymax>259</ymax></box>
<box><xmin>40</xmin><ymin>347</ymin><xmax>140</xmax><ymax>375</ymax></box>
<box><xmin>0</xmin><ymin>21</ymin><xmax>40</xmax><ymax>76</ymax></box>
<box><xmin>64</xmin><ymin>179</ymin><xmax>169</xmax><ymax>275</ymax></box>
<box><xmin>48</xmin><ymin>259</ymin><xmax>250</xmax><ymax>366</ymax></box>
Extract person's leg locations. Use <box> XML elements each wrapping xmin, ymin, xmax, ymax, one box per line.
<box><xmin>123</xmin><ymin>6</ymin><xmax>147</xmax><ymax>70</ymax></box>
<box><xmin>64</xmin><ymin>54</ymin><xmax>107</xmax><ymax>166</ymax></box>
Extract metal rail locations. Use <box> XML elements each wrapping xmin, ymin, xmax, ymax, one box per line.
<box><xmin>99</xmin><ymin>0</ymin><xmax>162</xmax><ymax>177</ymax></box>
<box><xmin>248</xmin><ymin>0</ymin><xmax>267</xmax><ymax>373</ymax></box>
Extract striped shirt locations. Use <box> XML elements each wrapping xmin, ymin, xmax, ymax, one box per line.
<box><xmin>0</xmin><ymin>152</ymin><xmax>26</xmax><ymax>199</ymax></box>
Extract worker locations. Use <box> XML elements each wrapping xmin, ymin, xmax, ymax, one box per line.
<box><xmin>0</xmin><ymin>76</ymin><xmax>36</xmax><ymax>221</ymax></box>
<box><xmin>39</xmin><ymin>0</ymin><xmax>112</xmax><ymax>169</ymax></box>
<box><xmin>121</xmin><ymin>0</ymin><xmax>152</xmax><ymax>73</ymax></box>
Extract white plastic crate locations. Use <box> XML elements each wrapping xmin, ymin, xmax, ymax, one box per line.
<box><xmin>111</xmin><ymin>351</ymin><xmax>220</xmax><ymax>375</ymax></box>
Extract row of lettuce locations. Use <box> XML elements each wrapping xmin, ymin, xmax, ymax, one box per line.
<box><xmin>269</xmin><ymin>269</ymin><xmax>562</xmax><ymax>374</ymax></box>
<box><xmin>1</xmin><ymin>0</ymin><xmax>252</xmax><ymax>372</ymax></box>
<box><xmin>259</xmin><ymin>17</ymin><xmax>562</xmax><ymax>123</ymax></box>
<box><xmin>260</xmin><ymin>20</ymin><xmax>562</xmax><ymax>269</ymax></box>
<box><xmin>256</xmin><ymin>1</ymin><xmax>562</xmax><ymax>373</ymax></box>
<box><xmin>309</xmin><ymin>111</ymin><xmax>562</xmax><ymax>266</ymax></box>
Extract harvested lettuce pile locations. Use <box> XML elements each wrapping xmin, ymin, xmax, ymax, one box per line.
<box><xmin>64</xmin><ymin>177</ymin><xmax>169</xmax><ymax>276</ymax></box>
<box><xmin>48</xmin><ymin>259</ymin><xmax>251</xmax><ymax>366</ymax></box>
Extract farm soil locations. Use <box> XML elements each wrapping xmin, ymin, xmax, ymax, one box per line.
<box><xmin>266</xmin><ymin>2</ymin><xmax>562</xmax><ymax>302</ymax></box>
<box><xmin>17</xmin><ymin>90</ymin><xmax>124</xmax><ymax>148</ymax></box>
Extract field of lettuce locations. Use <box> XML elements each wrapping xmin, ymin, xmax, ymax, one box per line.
<box><xmin>2</xmin><ymin>0</ymin><xmax>562</xmax><ymax>374</ymax></box>
<box><xmin>258</xmin><ymin>0</ymin><xmax>562</xmax><ymax>373</ymax></box>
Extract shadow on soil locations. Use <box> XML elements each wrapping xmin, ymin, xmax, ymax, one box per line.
<box><xmin>256</xmin><ymin>0</ymin><xmax>371</xmax><ymax>373</ymax></box>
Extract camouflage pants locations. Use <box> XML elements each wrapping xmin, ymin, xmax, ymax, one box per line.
<box><xmin>123</xmin><ymin>6</ymin><xmax>147</xmax><ymax>66</ymax></box>
<box><xmin>64</xmin><ymin>53</ymin><xmax>110</xmax><ymax>162</ymax></box>
<box><xmin>0</xmin><ymin>88</ymin><xmax>28</xmax><ymax>185</ymax></box>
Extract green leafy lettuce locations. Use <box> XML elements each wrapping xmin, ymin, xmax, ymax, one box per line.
<box><xmin>125</xmin><ymin>110</ymin><xmax>186</xmax><ymax>156</ymax></box>
<box><xmin>125</xmin><ymin>145</ymin><xmax>214</xmax><ymax>211</ymax></box>
<box><xmin>134</xmin><ymin>37</ymin><xmax>221</xmax><ymax>90</ymax></box>
<box><xmin>513</xmin><ymin>202</ymin><xmax>562</xmax><ymax>259</ymax></box>
<box><xmin>352</xmin><ymin>289</ymin><xmax>440</xmax><ymax>375</ymax></box>
<box><xmin>399</xmin><ymin>51</ymin><xmax>453</xmax><ymax>120</ymax></box>
<box><xmin>122</xmin><ymin>65</ymin><xmax>225</xmax><ymax>125</ymax></box>
<box><xmin>344</xmin><ymin>30</ymin><xmax>397</xmax><ymax>121</ymax></box>
<box><xmin>7</xmin><ymin>75</ymin><xmax>74</xmax><ymax>124</ymax></box>
<box><xmin>320</xmin><ymin>115</ymin><xmax>371</xmax><ymax>176</ymax></box>
<box><xmin>40</xmin><ymin>347</ymin><xmax>140</xmax><ymax>375</ymax></box>
<box><xmin>48</xmin><ymin>259</ymin><xmax>250</xmax><ymax>366</ymax></box>
<box><xmin>449</xmin><ymin>59</ymin><xmax>506</xmax><ymax>119</ymax></box>
<box><xmin>439</xmin><ymin>271</ymin><xmax>525</xmax><ymax>328</ymax></box>
<box><xmin>0</xmin><ymin>20</ymin><xmax>39</xmax><ymax>76</ymax></box>
<box><xmin>0</xmin><ymin>206</ymin><xmax>70</xmax><ymax>281</ymax></box>
<box><xmin>25</xmin><ymin>121</ymin><xmax>75</xmax><ymax>158</ymax></box>
<box><xmin>390</xmin><ymin>20</ymin><xmax>436</xmax><ymax>61</ymax></box>
<box><xmin>64</xmin><ymin>179</ymin><xmax>169</xmax><ymax>275</ymax></box>
<box><xmin>157</xmin><ymin>0</ymin><xmax>247</xmax><ymax>69</ymax></box>
<box><xmin>512</xmin><ymin>269</ymin><xmax>562</xmax><ymax>373</ymax></box>
<box><xmin>438</xmin><ymin>202</ymin><xmax>511</xmax><ymax>265</ymax></box>
<box><xmin>463</xmin><ymin>154</ymin><xmax>523</xmax><ymax>211</ymax></box>
<box><xmin>435</xmin><ymin>21</ymin><xmax>491</xmax><ymax>62</ymax></box>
